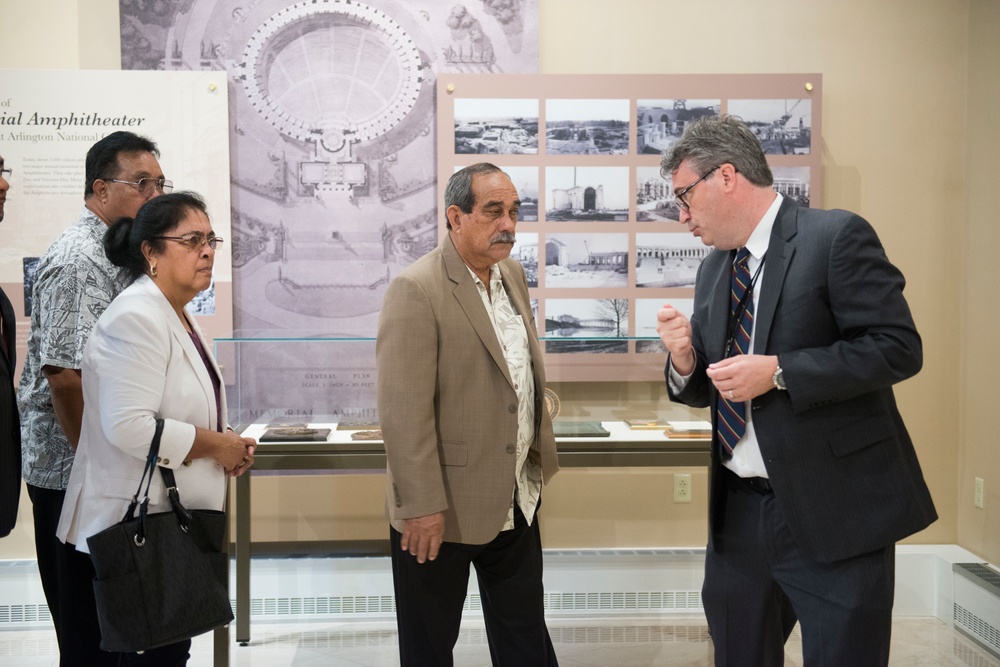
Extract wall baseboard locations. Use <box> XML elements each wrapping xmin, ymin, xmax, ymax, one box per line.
<box><xmin>0</xmin><ymin>545</ymin><xmax>990</xmax><ymax>630</ymax></box>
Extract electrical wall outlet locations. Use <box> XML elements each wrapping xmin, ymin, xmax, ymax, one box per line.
<box><xmin>674</xmin><ymin>473</ymin><xmax>692</xmax><ymax>503</ymax></box>
<box><xmin>974</xmin><ymin>477</ymin><xmax>984</xmax><ymax>509</ymax></box>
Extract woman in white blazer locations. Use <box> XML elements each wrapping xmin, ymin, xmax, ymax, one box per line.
<box><xmin>57</xmin><ymin>191</ymin><xmax>256</xmax><ymax>666</ymax></box>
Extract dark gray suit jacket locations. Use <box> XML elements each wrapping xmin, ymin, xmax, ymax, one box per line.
<box><xmin>669</xmin><ymin>199</ymin><xmax>937</xmax><ymax>562</ymax></box>
<box><xmin>0</xmin><ymin>288</ymin><xmax>21</xmax><ymax>537</ymax></box>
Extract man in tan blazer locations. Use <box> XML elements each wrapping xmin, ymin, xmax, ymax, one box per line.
<box><xmin>377</xmin><ymin>163</ymin><xmax>560</xmax><ymax>666</ymax></box>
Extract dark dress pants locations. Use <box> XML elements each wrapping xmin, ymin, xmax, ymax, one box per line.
<box><xmin>28</xmin><ymin>484</ymin><xmax>192</xmax><ymax>666</ymax></box>
<box><xmin>28</xmin><ymin>484</ymin><xmax>118</xmax><ymax>666</ymax></box>
<box><xmin>702</xmin><ymin>468</ymin><xmax>894</xmax><ymax>667</ymax></box>
<box><xmin>390</xmin><ymin>503</ymin><xmax>558</xmax><ymax>667</ymax></box>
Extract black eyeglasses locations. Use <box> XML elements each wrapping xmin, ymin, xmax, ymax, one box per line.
<box><xmin>103</xmin><ymin>177</ymin><xmax>173</xmax><ymax>197</ymax></box>
<box><xmin>672</xmin><ymin>165</ymin><xmax>720</xmax><ymax>212</ymax></box>
<box><xmin>0</xmin><ymin>168</ymin><xmax>12</xmax><ymax>180</ymax></box>
<box><xmin>153</xmin><ymin>234</ymin><xmax>224</xmax><ymax>251</ymax></box>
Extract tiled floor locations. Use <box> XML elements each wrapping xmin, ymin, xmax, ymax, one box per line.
<box><xmin>1</xmin><ymin>616</ymin><xmax>997</xmax><ymax>666</ymax></box>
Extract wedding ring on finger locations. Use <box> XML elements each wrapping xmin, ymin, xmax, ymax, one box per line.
<box><xmin>728</xmin><ymin>389</ymin><xmax>734</xmax><ymax>400</ymax></box>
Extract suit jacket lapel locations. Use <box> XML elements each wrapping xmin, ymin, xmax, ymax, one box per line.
<box><xmin>706</xmin><ymin>250</ymin><xmax>735</xmax><ymax>362</ymax></box>
<box><xmin>0</xmin><ymin>289</ymin><xmax>13</xmax><ymax>370</ymax></box>
<box><xmin>442</xmin><ymin>236</ymin><xmax>515</xmax><ymax>390</ymax></box>
<box><xmin>141</xmin><ymin>277</ymin><xmax>220</xmax><ymax>427</ymax></box>
<box><xmin>754</xmin><ymin>200</ymin><xmax>798</xmax><ymax>353</ymax></box>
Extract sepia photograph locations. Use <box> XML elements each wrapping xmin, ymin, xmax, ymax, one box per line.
<box><xmin>637</xmin><ymin>99</ymin><xmax>720</xmax><ymax>155</ymax></box>
<box><xmin>511</xmin><ymin>233</ymin><xmax>539</xmax><ymax>287</ymax></box>
<box><xmin>771</xmin><ymin>166</ymin><xmax>811</xmax><ymax>207</ymax></box>
<box><xmin>545</xmin><ymin>98</ymin><xmax>630</xmax><ymax>155</ymax></box>
<box><xmin>544</xmin><ymin>298</ymin><xmax>629</xmax><ymax>354</ymax></box>
<box><xmin>546</xmin><ymin>166</ymin><xmax>629</xmax><ymax>221</ymax></box>
<box><xmin>545</xmin><ymin>233</ymin><xmax>629</xmax><ymax>288</ymax></box>
<box><xmin>635</xmin><ymin>298</ymin><xmax>694</xmax><ymax>353</ymax></box>
<box><xmin>635</xmin><ymin>233</ymin><xmax>710</xmax><ymax>288</ymax></box>
<box><xmin>636</xmin><ymin>166</ymin><xmax>680</xmax><ymax>222</ymax></box>
<box><xmin>454</xmin><ymin>98</ymin><xmax>539</xmax><ymax>155</ymax></box>
<box><xmin>728</xmin><ymin>99</ymin><xmax>812</xmax><ymax>155</ymax></box>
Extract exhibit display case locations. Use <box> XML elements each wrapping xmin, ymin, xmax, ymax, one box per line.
<box><xmin>215</xmin><ymin>336</ymin><xmax>713</xmax><ymax>641</ymax></box>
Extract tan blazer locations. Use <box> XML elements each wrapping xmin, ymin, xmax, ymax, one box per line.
<box><xmin>376</xmin><ymin>234</ymin><xmax>559</xmax><ymax>545</ymax></box>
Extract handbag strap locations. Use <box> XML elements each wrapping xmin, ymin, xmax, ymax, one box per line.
<box><xmin>129</xmin><ymin>419</ymin><xmax>165</xmax><ymax>547</ymax></box>
<box><xmin>159</xmin><ymin>465</ymin><xmax>193</xmax><ymax>532</ymax></box>
<box><xmin>122</xmin><ymin>419</ymin><xmax>165</xmax><ymax>523</ymax></box>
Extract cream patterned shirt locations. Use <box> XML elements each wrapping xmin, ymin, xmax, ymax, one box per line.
<box><xmin>470</xmin><ymin>263</ymin><xmax>542</xmax><ymax>529</ymax></box>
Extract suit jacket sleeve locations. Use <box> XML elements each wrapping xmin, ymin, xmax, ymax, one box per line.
<box><xmin>776</xmin><ymin>213</ymin><xmax>921</xmax><ymax>413</ymax></box>
<box><xmin>87</xmin><ymin>299</ymin><xmax>197</xmax><ymax>467</ymax></box>
<box><xmin>376</xmin><ymin>273</ymin><xmax>448</xmax><ymax>520</ymax></box>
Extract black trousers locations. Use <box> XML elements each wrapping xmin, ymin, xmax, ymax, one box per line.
<box><xmin>28</xmin><ymin>484</ymin><xmax>192</xmax><ymax>666</ymax></box>
<box><xmin>28</xmin><ymin>484</ymin><xmax>118</xmax><ymax>667</ymax></box>
<box><xmin>390</xmin><ymin>503</ymin><xmax>558</xmax><ymax>667</ymax></box>
<box><xmin>702</xmin><ymin>468</ymin><xmax>894</xmax><ymax>667</ymax></box>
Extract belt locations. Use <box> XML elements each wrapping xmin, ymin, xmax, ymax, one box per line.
<box><xmin>722</xmin><ymin>466</ymin><xmax>773</xmax><ymax>495</ymax></box>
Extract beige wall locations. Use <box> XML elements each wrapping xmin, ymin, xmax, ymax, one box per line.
<box><xmin>1</xmin><ymin>0</ymin><xmax>994</xmax><ymax>563</ymax></box>
<box><xmin>959</xmin><ymin>0</ymin><xmax>1000</xmax><ymax>563</ymax></box>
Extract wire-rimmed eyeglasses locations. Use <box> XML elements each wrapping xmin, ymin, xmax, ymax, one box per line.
<box><xmin>153</xmin><ymin>234</ymin><xmax>224</xmax><ymax>251</ymax></box>
<box><xmin>103</xmin><ymin>177</ymin><xmax>173</xmax><ymax>197</ymax></box>
<box><xmin>671</xmin><ymin>165</ymin><xmax>720</xmax><ymax>212</ymax></box>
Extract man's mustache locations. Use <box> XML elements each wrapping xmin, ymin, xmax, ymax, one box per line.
<box><xmin>491</xmin><ymin>232</ymin><xmax>516</xmax><ymax>244</ymax></box>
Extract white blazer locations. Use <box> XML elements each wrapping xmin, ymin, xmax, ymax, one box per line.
<box><xmin>58</xmin><ymin>276</ymin><xmax>229</xmax><ymax>552</ymax></box>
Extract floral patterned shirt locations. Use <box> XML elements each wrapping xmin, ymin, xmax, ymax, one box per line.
<box><xmin>19</xmin><ymin>207</ymin><xmax>128</xmax><ymax>489</ymax></box>
<box><xmin>470</xmin><ymin>262</ymin><xmax>542</xmax><ymax>530</ymax></box>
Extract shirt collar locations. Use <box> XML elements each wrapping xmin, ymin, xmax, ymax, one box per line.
<box><xmin>466</xmin><ymin>262</ymin><xmax>501</xmax><ymax>288</ymax></box>
<box><xmin>744</xmin><ymin>193</ymin><xmax>783</xmax><ymax>260</ymax></box>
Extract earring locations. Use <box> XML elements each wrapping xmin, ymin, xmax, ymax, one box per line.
<box><xmin>150</xmin><ymin>264</ymin><xmax>158</xmax><ymax>277</ymax></box>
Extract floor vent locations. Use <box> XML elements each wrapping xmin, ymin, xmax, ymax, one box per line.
<box><xmin>953</xmin><ymin>563</ymin><xmax>1000</xmax><ymax>659</ymax></box>
<box><xmin>0</xmin><ymin>605</ymin><xmax>51</xmax><ymax>625</ymax></box>
<box><xmin>545</xmin><ymin>591</ymin><xmax>703</xmax><ymax>613</ymax></box>
<box><xmin>246</xmin><ymin>591</ymin><xmax>703</xmax><ymax>619</ymax></box>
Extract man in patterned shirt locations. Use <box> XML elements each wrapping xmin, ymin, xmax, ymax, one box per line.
<box><xmin>18</xmin><ymin>131</ymin><xmax>169</xmax><ymax>665</ymax></box>
<box><xmin>377</xmin><ymin>163</ymin><xmax>560</xmax><ymax>666</ymax></box>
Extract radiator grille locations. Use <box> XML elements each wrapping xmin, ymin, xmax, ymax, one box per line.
<box><xmin>246</xmin><ymin>590</ymin><xmax>703</xmax><ymax>619</ymax></box>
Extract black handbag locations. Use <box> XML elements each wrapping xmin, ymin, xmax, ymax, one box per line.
<box><xmin>86</xmin><ymin>419</ymin><xmax>234</xmax><ymax>652</ymax></box>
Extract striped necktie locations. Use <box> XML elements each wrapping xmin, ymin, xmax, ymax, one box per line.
<box><xmin>716</xmin><ymin>247</ymin><xmax>753</xmax><ymax>458</ymax></box>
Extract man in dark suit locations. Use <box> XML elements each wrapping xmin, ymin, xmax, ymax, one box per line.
<box><xmin>0</xmin><ymin>151</ymin><xmax>21</xmax><ymax>538</ymax></box>
<box><xmin>656</xmin><ymin>115</ymin><xmax>936</xmax><ymax>666</ymax></box>
<box><xmin>377</xmin><ymin>163</ymin><xmax>560</xmax><ymax>666</ymax></box>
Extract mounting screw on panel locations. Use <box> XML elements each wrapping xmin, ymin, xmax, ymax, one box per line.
<box><xmin>674</xmin><ymin>473</ymin><xmax>692</xmax><ymax>503</ymax></box>
<box><xmin>974</xmin><ymin>477</ymin><xmax>984</xmax><ymax>509</ymax></box>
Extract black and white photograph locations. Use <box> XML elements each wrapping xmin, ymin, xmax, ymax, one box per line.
<box><xmin>635</xmin><ymin>233</ymin><xmax>710</xmax><ymax>288</ymax></box>
<box><xmin>545</xmin><ymin>233</ymin><xmax>629</xmax><ymax>288</ymax></box>
<box><xmin>637</xmin><ymin>99</ymin><xmax>720</xmax><ymax>155</ymax></box>
<box><xmin>544</xmin><ymin>298</ymin><xmax>629</xmax><ymax>354</ymax></box>
<box><xmin>454</xmin><ymin>98</ymin><xmax>540</xmax><ymax>155</ymax></box>
<box><xmin>636</xmin><ymin>166</ymin><xmax>680</xmax><ymax>222</ymax></box>
<box><xmin>545</xmin><ymin>166</ymin><xmax>629</xmax><ymax>221</ymax></box>
<box><xmin>772</xmin><ymin>166</ymin><xmax>811</xmax><ymax>207</ymax></box>
<box><xmin>545</xmin><ymin>98</ymin><xmax>630</xmax><ymax>155</ymax></box>
<box><xmin>728</xmin><ymin>99</ymin><xmax>812</xmax><ymax>155</ymax></box>
<box><xmin>635</xmin><ymin>298</ymin><xmax>693</xmax><ymax>353</ymax></box>
<box><xmin>506</xmin><ymin>166</ymin><xmax>540</xmax><ymax>221</ymax></box>
<box><xmin>22</xmin><ymin>257</ymin><xmax>40</xmax><ymax>317</ymax></box>
<box><xmin>454</xmin><ymin>164</ymin><xmax>539</xmax><ymax>220</ymax></box>
<box><xmin>511</xmin><ymin>232</ymin><xmax>539</xmax><ymax>287</ymax></box>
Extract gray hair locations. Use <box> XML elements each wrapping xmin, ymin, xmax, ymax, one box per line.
<box><xmin>660</xmin><ymin>115</ymin><xmax>773</xmax><ymax>187</ymax></box>
<box><xmin>444</xmin><ymin>162</ymin><xmax>506</xmax><ymax>230</ymax></box>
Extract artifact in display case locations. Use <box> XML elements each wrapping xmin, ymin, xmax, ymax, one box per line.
<box><xmin>259</xmin><ymin>426</ymin><xmax>332</xmax><ymax>442</ymax></box>
<box><xmin>663</xmin><ymin>421</ymin><xmax>712</xmax><ymax>439</ymax></box>
<box><xmin>624</xmin><ymin>417</ymin><xmax>670</xmax><ymax>430</ymax></box>
<box><xmin>552</xmin><ymin>421</ymin><xmax>611</xmax><ymax>438</ymax></box>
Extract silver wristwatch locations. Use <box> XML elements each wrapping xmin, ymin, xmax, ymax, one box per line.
<box><xmin>772</xmin><ymin>365</ymin><xmax>787</xmax><ymax>391</ymax></box>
